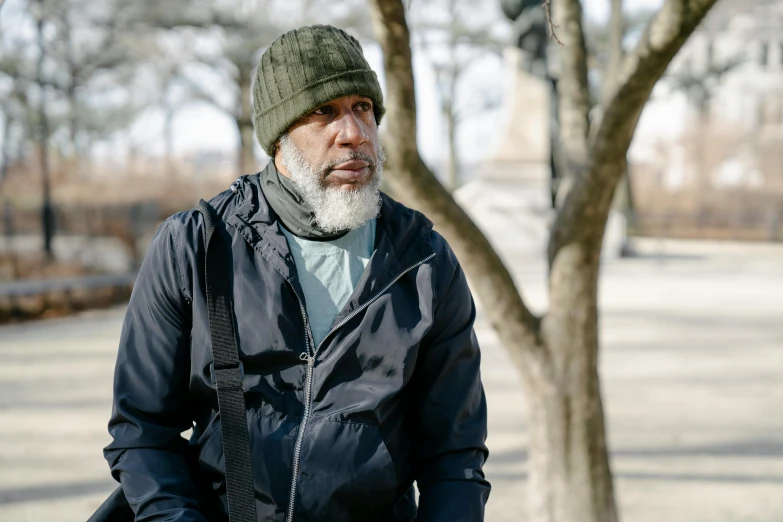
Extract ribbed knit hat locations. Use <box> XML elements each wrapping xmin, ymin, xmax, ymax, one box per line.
<box><xmin>252</xmin><ymin>25</ymin><xmax>385</xmax><ymax>156</ymax></box>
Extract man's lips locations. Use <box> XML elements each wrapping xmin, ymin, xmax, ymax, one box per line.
<box><xmin>329</xmin><ymin>160</ymin><xmax>371</xmax><ymax>181</ymax></box>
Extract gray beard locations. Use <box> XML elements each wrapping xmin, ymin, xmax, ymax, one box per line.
<box><xmin>278</xmin><ymin>134</ymin><xmax>385</xmax><ymax>234</ymax></box>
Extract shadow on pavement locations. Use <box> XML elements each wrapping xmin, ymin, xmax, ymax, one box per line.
<box><xmin>0</xmin><ymin>479</ymin><xmax>116</xmax><ymax>505</ymax></box>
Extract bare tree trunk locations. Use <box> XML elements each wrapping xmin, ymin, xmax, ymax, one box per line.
<box><xmin>434</xmin><ymin>64</ymin><xmax>459</xmax><ymax>192</ymax></box>
<box><xmin>63</xmin><ymin>12</ymin><xmax>79</xmax><ymax>159</ymax></box>
<box><xmin>444</xmin><ymin>3</ymin><xmax>459</xmax><ymax>193</ymax></box>
<box><xmin>238</xmin><ymin>70</ymin><xmax>256</xmax><ymax>175</ymax></box>
<box><xmin>0</xmin><ymin>113</ymin><xmax>11</xmax><ymax>181</ymax></box>
<box><xmin>370</xmin><ymin>1</ymin><xmax>719</xmax><ymax>522</ymax></box>
<box><xmin>35</xmin><ymin>12</ymin><xmax>54</xmax><ymax>259</ymax></box>
<box><xmin>530</xmin><ymin>258</ymin><xmax>617</xmax><ymax>522</ymax></box>
<box><xmin>164</xmin><ymin>103</ymin><xmax>176</xmax><ymax>176</ymax></box>
<box><xmin>535</xmin><ymin>2</ymin><xmax>620</xmax><ymax>514</ymax></box>
<box><xmin>444</xmin><ymin>95</ymin><xmax>458</xmax><ymax>192</ymax></box>
<box><xmin>537</xmin><ymin>163</ymin><xmax>621</xmax><ymax>522</ymax></box>
<box><xmin>603</xmin><ymin>0</ymin><xmax>624</xmax><ymax>106</ymax></box>
<box><xmin>543</xmin><ymin>2</ymin><xmax>719</xmax><ymax>518</ymax></box>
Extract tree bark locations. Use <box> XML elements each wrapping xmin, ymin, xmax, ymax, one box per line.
<box><xmin>536</xmin><ymin>172</ymin><xmax>620</xmax><ymax>522</ymax></box>
<box><xmin>552</xmin><ymin>0</ymin><xmax>591</xmax><ymax>180</ymax></box>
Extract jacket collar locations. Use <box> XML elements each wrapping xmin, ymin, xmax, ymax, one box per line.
<box><xmin>224</xmin><ymin>173</ymin><xmax>435</xmax><ymax>301</ymax></box>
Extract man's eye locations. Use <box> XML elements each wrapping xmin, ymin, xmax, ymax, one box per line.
<box><xmin>355</xmin><ymin>102</ymin><xmax>372</xmax><ymax>112</ymax></box>
<box><xmin>313</xmin><ymin>106</ymin><xmax>334</xmax><ymax>115</ymax></box>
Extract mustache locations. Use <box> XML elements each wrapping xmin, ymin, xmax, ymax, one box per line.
<box><xmin>322</xmin><ymin>151</ymin><xmax>376</xmax><ymax>173</ymax></box>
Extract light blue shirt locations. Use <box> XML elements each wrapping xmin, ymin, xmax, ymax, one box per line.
<box><xmin>281</xmin><ymin>219</ymin><xmax>376</xmax><ymax>348</ymax></box>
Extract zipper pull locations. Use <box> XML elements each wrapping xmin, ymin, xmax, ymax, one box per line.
<box><xmin>299</xmin><ymin>352</ymin><xmax>315</xmax><ymax>367</ymax></box>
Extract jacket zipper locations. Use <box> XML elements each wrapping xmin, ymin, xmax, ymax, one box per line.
<box><xmin>286</xmin><ymin>299</ymin><xmax>314</xmax><ymax>522</ymax></box>
<box><xmin>284</xmin><ymin>251</ymin><xmax>436</xmax><ymax>522</ymax></box>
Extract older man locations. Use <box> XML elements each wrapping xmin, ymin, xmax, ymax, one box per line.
<box><xmin>105</xmin><ymin>24</ymin><xmax>489</xmax><ymax>521</ymax></box>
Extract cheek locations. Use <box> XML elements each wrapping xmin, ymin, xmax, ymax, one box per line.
<box><xmin>362</xmin><ymin>119</ymin><xmax>378</xmax><ymax>139</ymax></box>
<box><xmin>291</xmin><ymin>129</ymin><xmax>330</xmax><ymax>162</ymax></box>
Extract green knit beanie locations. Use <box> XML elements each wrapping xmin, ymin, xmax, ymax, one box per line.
<box><xmin>252</xmin><ymin>24</ymin><xmax>385</xmax><ymax>156</ymax></box>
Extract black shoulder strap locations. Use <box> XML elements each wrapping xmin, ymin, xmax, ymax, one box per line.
<box><xmin>198</xmin><ymin>199</ymin><xmax>257</xmax><ymax>522</ymax></box>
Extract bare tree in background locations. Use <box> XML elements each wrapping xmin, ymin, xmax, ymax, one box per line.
<box><xmin>1</xmin><ymin>0</ymin><xmax>142</xmax><ymax>169</ymax></box>
<box><xmin>0</xmin><ymin>0</ymin><xmax>376</xmax><ymax>188</ymax></box>
<box><xmin>503</xmin><ymin>0</ymin><xmax>652</xmax><ymax>244</ymax></box>
<box><xmin>368</xmin><ymin>1</ymin><xmax>719</xmax><ymax>521</ymax></box>
<box><xmin>30</xmin><ymin>0</ymin><xmax>54</xmax><ymax>257</ymax></box>
<box><xmin>50</xmin><ymin>0</ymin><xmax>136</xmax><ymax>160</ymax></box>
<box><xmin>0</xmin><ymin>52</ymin><xmax>31</xmax><ymax>181</ymax></box>
<box><xmin>664</xmin><ymin>42</ymin><xmax>743</xmax><ymax>223</ymax></box>
<box><xmin>131</xmin><ymin>0</ymin><xmax>372</xmax><ymax>176</ymax></box>
<box><xmin>0</xmin><ymin>0</ymin><xmax>143</xmax><ymax>254</ymax></box>
<box><xmin>410</xmin><ymin>0</ymin><xmax>505</xmax><ymax>191</ymax></box>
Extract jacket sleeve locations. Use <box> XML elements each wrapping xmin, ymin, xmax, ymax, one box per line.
<box><xmin>103</xmin><ymin>219</ymin><xmax>207</xmax><ymax>522</ymax></box>
<box><xmin>413</xmin><ymin>235</ymin><xmax>491</xmax><ymax>522</ymax></box>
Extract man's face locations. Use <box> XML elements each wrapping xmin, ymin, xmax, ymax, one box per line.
<box><xmin>275</xmin><ymin>94</ymin><xmax>385</xmax><ymax>233</ymax></box>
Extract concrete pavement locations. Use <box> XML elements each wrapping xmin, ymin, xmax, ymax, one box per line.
<box><xmin>0</xmin><ymin>238</ymin><xmax>782</xmax><ymax>521</ymax></box>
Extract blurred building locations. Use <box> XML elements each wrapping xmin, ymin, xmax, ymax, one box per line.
<box><xmin>696</xmin><ymin>0</ymin><xmax>783</xmax><ymax>134</ymax></box>
<box><xmin>630</xmin><ymin>0</ymin><xmax>783</xmax><ymax>241</ymax></box>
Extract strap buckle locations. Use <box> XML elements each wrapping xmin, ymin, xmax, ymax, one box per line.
<box><xmin>209</xmin><ymin>361</ymin><xmax>245</xmax><ymax>385</ymax></box>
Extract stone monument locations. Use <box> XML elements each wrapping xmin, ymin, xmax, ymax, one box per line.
<box><xmin>454</xmin><ymin>0</ymin><xmax>626</xmax><ymax>260</ymax></box>
<box><xmin>452</xmin><ymin>2</ymin><xmax>555</xmax><ymax>262</ymax></box>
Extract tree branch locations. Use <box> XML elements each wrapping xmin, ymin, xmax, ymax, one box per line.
<box><xmin>367</xmin><ymin>0</ymin><xmax>545</xmax><ymax>367</ymax></box>
<box><xmin>542</xmin><ymin>0</ymin><xmax>563</xmax><ymax>45</ymax></box>
<box><xmin>552</xmin><ymin>0</ymin><xmax>591</xmax><ymax>178</ymax></box>
<box><xmin>177</xmin><ymin>71</ymin><xmax>237</xmax><ymax>117</ymax></box>
<box><xmin>549</xmin><ymin>0</ymin><xmax>719</xmax><ymax>263</ymax></box>
<box><xmin>601</xmin><ymin>0</ymin><xmax>624</xmax><ymax>106</ymax></box>
<box><xmin>593</xmin><ymin>0</ymin><xmax>720</xmax><ymax>170</ymax></box>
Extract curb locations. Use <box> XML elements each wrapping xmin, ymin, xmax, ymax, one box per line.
<box><xmin>0</xmin><ymin>274</ymin><xmax>136</xmax><ymax>323</ymax></box>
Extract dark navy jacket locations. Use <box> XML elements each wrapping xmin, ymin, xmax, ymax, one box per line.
<box><xmin>104</xmin><ymin>173</ymin><xmax>490</xmax><ymax>521</ymax></box>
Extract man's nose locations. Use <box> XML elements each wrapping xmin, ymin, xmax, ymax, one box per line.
<box><xmin>334</xmin><ymin>111</ymin><xmax>368</xmax><ymax>148</ymax></box>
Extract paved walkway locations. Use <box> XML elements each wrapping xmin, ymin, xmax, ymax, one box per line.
<box><xmin>0</xmin><ymin>238</ymin><xmax>782</xmax><ymax>521</ymax></box>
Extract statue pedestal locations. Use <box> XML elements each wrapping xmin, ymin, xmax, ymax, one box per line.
<box><xmin>491</xmin><ymin>47</ymin><xmax>551</xmax><ymax>167</ymax></box>
<box><xmin>454</xmin><ymin>48</ymin><xmax>553</xmax><ymax>262</ymax></box>
<box><xmin>455</xmin><ymin>47</ymin><xmax>626</xmax><ymax>262</ymax></box>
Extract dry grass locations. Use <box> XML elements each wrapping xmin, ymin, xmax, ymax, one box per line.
<box><xmin>629</xmin><ymin>122</ymin><xmax>783</xmax><ymax>242</ymax></box>
<box><xmin>2</xmin><ymin>155</ymin><xmax>237</xmax><ymax>211</ymax></box>
<box><xmin>0</xmin><ymin>252</ymin><xmax>93</xmax><ymax>282</ymax></box>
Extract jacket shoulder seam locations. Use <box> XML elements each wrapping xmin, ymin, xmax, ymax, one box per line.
<box><xmin>165</xmin><ymin>212</ymin><xmax>199</xmax><ymax>304</ymax></box>
<box><xmin>430</xmin><ymin>231</ymin><xmax>450</xmax><ymax>313</ymax></box>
